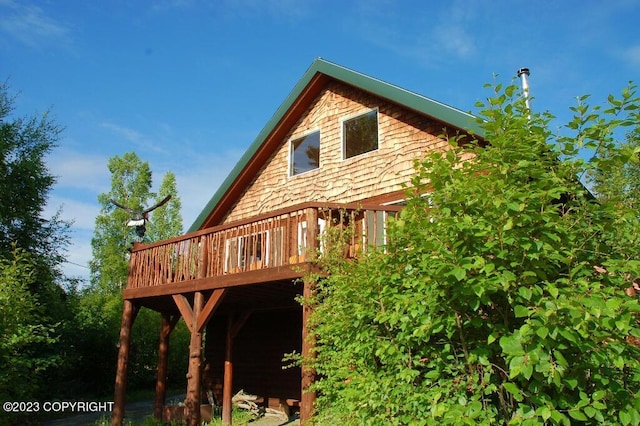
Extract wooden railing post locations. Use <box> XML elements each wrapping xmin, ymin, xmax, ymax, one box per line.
<box><xmin>112</xmin><ymin>300</ymin><xmax>139</xmax><ymax>426</ymax></box>
<box><xmin>198</xmin><ymin>235</ymin><xmax>209</xmax><ymax>279</ymax></box>
<box><xmin>306</xmin><ymin>207</ymin><xmax>319</xmax><ymax>255</ymax></box>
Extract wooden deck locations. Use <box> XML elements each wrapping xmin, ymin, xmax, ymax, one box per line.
<box><xmin>123</xmin><ymin>202</ymin><xmax>401</xmax><ymax>302</ymax></box>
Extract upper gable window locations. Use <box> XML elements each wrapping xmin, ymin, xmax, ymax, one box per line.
<box><xmin>343</xmin><ymin>109</ymin><xmax>378</xmax><ymax>159</ymax></box>
<box><xmin>290</xmin><ymin>131</ymin><xmax>320</xmax><ymax>176</ymax></box>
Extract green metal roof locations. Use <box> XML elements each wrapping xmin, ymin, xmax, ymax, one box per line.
<box><xmin>188</xmin><ymin>58</ymin><xmax>482</xmax><ymax>232</ymax></box>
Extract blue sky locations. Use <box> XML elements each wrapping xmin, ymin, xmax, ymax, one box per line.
<box><xmin>1</xmin><ymin>0</ymin><xmax>639</xmax><ymax>283</ymax></box>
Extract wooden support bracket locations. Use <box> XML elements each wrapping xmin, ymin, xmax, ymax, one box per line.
<box><xmin>172</xmin><ymin>294</ymin><xmax>195</xmax><ymax>334</ymax></box>
<box><xmin>174</xmin><ymin>290</ymin><xmax>226</xmax><ymax>334</ymax></box>
<box><xmin>196</xmin><ymin>289</ymin><xmax>226</xmax><ymax>333</ymax></box>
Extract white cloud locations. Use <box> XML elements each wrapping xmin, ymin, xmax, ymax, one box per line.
<box><xmin>46</xmin><ymin>196</ymin><xmax>100</xmax><ymax>231</ymax></box>
<box><xmin>622</xmin><ymin>44</ymin><xmax>640</xmax><ymax>68</ymax></box>
<box><xmin>165</xmin><ymin>150</ymin><xmax>241</xmax><ymax>229</ymax></box>
<box><xmin>434</xmin><ymin>24</ymin><xmax>475</xmax><ymax>59</ymax></box>
<box><xmin>101</xmin><ymin>121</ymin><xmax>171</xmax><ymax>155</ymax></box>
<box><xmin>343</xmin><ymin>1</ymin><xmax>478</xmax><ymax>68</ymax></box>
<box><xmin>431</xmin><ymin>0</ymin><xmax>477</xmax><ymax>60</ymax></box>
<box><xmin>62</xmin><ymin>228</ymin><xmax>92</xmax><ymax>285</ymax></box>
<box><xmin>41</xmin><ymin>196</ymin><xmax>96</xmax><ymax>285</ymax></box>
<box><xmin>48</xmin><ymin>150</ymin><xmax>111</xmax><ymax>193</ymax></box>
<box><xmin>0</xmin><ymin>0</ymin><xmax>71</xmax><ymax>48</ymax></box>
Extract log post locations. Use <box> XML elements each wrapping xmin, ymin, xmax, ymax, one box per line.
<box><xmin>221</xmin><ymin>312</ymin><xmax>251</xmax><ymax>425</ymax></box>
<box><xmin>112</xmin><ymin>300</ymin><xmax>139</xmax><ymax>426</ymax></box>
<box><xmin>185</xmin><ymin>292</ymin><xmax>204</xmax><ymax>426</ymax></box>
<box><xmin>222</xmin><ymin>314</ymin><xmax>234</xmax><ymax>425</ymax></box>
<box><xmin>154</xmin><ymin>314</ymin><xmax>179</xmax><ymax>420</ymax></box>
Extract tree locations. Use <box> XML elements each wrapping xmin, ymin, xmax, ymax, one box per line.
<box><xmin>90</xmin><ymin>152</ymin><xmax>183</xmax><ymax>291</ymax></box>
<box><xmin>90</xmin><ymin>152</ymin><xmax>154</xmax><ymax>292</ymax></box>
<box><xmin>308</xmin><ymin>82</ymin><xmax>640</xmax><ymax>425</ymax></box>
<box><xmin>81</xmin><ymin>152</ymin><xmax>187</xmax><ymax>395</ymax></box>
<box><xmin>0</xmin><ymin>247</ymin><xmax>58</xmax><ymax>423</ymax></box>
<box><xmin>589</xmin><ymin>127</ymin><xmax>640</xmax><ymax>211</ymax></box>
<box><xmin>147</xmin><ymin>171</ymin><xmax>183</xmax><ymax>241</ymax></box>
<box><xmin>0</xmin><ymin>82</ymin><xmax>71</xmax><ymax>304</ymax></box>
<box><xmin>0</xmin><ymin>83</ymin><xmax>73</xmax><ymax>414</ymax></box>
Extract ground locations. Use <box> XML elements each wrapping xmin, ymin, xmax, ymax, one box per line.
<box><xmin>42</xmin><ymin>397</ymin><xmax>300</xmax><ymax>426</ymax></box>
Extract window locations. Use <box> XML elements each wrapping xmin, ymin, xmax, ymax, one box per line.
<box><xmin>365</xmin><ymin>210</ymin><xmax>387</xmax><ymax>246</ymax></box>
<box><xmin>343</xmin><ymin>109</ymin><xmax>378</xmax><ymax>159</ymax></box>
<box><xmin>290</xmin><ymin>131</ymin><xmax>320</xmax><ymax>176</ymax></box>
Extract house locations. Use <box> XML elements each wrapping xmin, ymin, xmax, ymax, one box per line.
<box><xmin>111</xmin><ymin>58</ymin><xmax>482</xmax><ymax>426</ymax></box>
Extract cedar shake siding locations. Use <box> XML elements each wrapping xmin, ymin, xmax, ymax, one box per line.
<box><xmin>221</xmin><ymin>81</ymin><xmax>451</xmax><ymax>224</ymax></box>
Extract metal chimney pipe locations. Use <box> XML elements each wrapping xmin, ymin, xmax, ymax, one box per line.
<box><xmin>517</xmin><ymin>67</ymin><xmax>531</xmax><ymax>111</ymax></box>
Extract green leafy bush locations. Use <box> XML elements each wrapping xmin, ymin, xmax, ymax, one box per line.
<box><xmin>0</xmin><ymin>246</ymin><xmax>59</xmax><ymax>424</ymax></box>
<box><xmin>308</xmin><ymin>82</ymin><xmax>640</xmax><ymax>425</ymax></box>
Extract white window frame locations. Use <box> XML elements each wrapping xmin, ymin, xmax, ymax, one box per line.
<box><xmin>340</xmin><ymin>108</ymin><xmax>380</xmax><ymax>160</ymax></box>
<box><xmin>363</xmin><ymin>210</ymin><xmax>387</xmax><ymax>247</ymax></box>
<box><xmin>289</xmin><ymin>129</ymin><xmax>321</xmax><ymax>177</ymax></box>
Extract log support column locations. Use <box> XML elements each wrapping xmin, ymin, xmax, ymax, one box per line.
<box><xmin>185</xmin><ymin>291</ymin><xmax>204</xmax><ymax>426</ymax></box>
<box><xmin>222</xmin><ymin>312</ymin><xmax>251</xmax><ymax>426</ymax></box>
<box><xmin>222</xmin><ymin>315</ymin><xmax>234</xmax><ymax>425</ymax></box>
<box><xmin>112</xmin><ymin>299</ymin><xmax>139</xmax><ymax>426</ymax></box>
<box><xmin>154</xmin><ymin>313</ymin><xmax>179</xmax><ymax>420</ymax></box>
<box><xmin>172</xmin><ymin>289</ymin><xmax>226</xmax><ymax>426</ymax></box>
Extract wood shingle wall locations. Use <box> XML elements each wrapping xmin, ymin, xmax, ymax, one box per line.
<box><xmin>221</xmin><ymin>81</ymin><xmax>452</xmax><ymax>224</ymax></box>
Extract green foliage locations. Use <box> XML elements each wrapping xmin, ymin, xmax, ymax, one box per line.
<box><xmin>0</xmin><ymin>82</ymin><xmax>71</xmax><ymax>312</ymax></box>
<box><xmin>589</xmin><ymin>127</ymin><xmax>640</xmax><ymax>211</ymax></box>
<box><xmin>79</xmin><ymin>151</ymin><xmax>187</xmax><ymax>398</ymax></box>
<box><xmin>0</xmin><ymin>81</ymin><xmax>72</xmax><ymax>305</ymax></box>
<box><xmin>308</xmin><ymin>82</ymin><xmax>640</xmax><ymax>425</ymax></box>
<box><xmin>0</xmin><ymin>82</ymin><xmax>66</xmax><ymax>259</ymax></box>
<box><xmin>0</xmin><ymin>247</ymin><xmax>59</xmax><ymax>424</ymax></box>
<box><xmin>0</xmin><ymin>83</ymin><xmax>76</xmax><ymax>421</ymax></box>
<box><xmin>90</xmin><ymin>152</ymin><xmax>183</xmax><ymax>291</ymax></box>
<box><xmin>203</xmin><ymin>407</ymin><xmax>257</xmax><ymax>425</ymax></box>
<box><xmin>147</xmin><ymin>171</ymin><xmax>183</xmax><ymax>241</ymax></box>
<box><xmin>91</xmin><ymin>152</ymin><xmax>154</xmax><ymax>292</ymax></box>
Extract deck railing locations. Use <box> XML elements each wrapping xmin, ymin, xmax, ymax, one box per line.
<box><xmin>126</xmin><ymin>202</ymin><xmax>402</xmax><ymax>289</ymax></box>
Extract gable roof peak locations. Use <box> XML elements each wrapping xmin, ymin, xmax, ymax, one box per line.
<box><xmin>189</xmin><ymin>59</ymin><xmax>481</xmax><ymax>232</ymax></box>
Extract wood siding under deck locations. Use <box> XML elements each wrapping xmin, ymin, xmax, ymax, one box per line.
<box><xmin>124</xmin><ymin>202</ymin><xmax>402</xmax><ymax>301</ymax></box>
